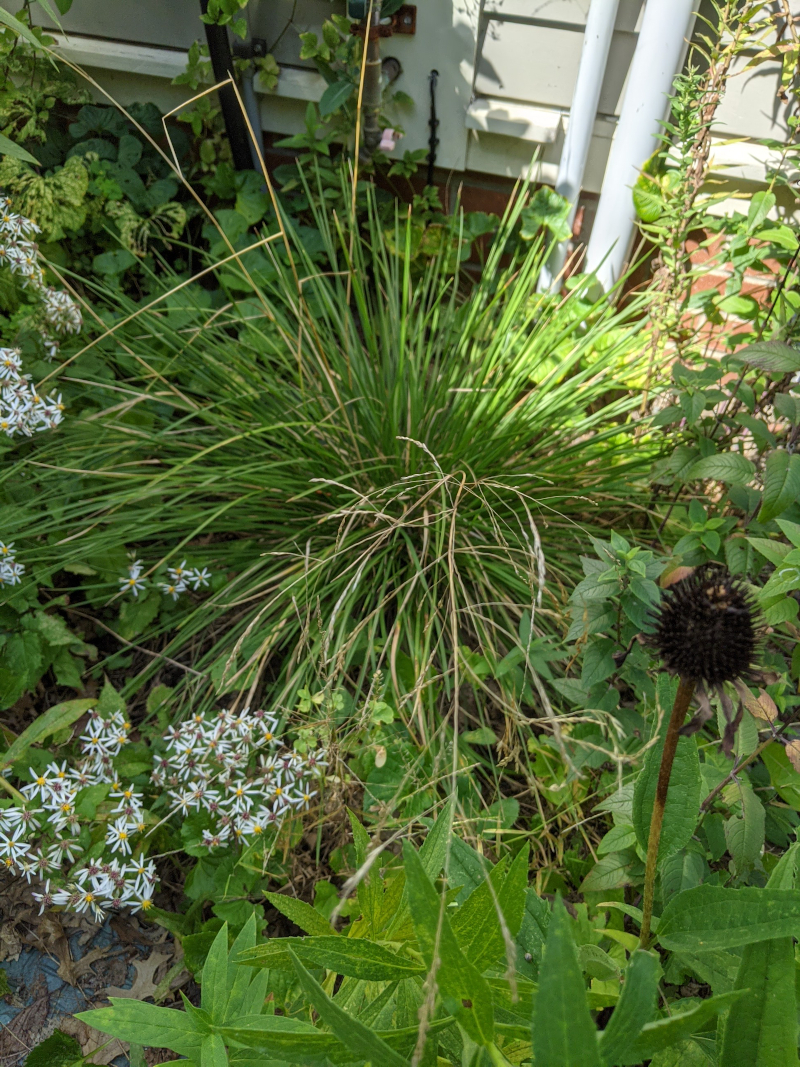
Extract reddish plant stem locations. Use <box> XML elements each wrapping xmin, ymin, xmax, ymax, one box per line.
<box><xmin>639</xmin><ymin>675</ymin><xmax>697</xmax><ymax>947</ymax></box>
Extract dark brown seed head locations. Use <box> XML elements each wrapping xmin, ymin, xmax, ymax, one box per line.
<box><xmin>648</xmin><ymin>563</ymin><xmax>760</xmax><ymax>686</ymax></box>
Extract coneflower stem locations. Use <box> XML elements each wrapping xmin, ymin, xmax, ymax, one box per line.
<box><xmin>639</xmin><ymin>675</ymin><xmax>697</xmax><ymax>948</ymax></box>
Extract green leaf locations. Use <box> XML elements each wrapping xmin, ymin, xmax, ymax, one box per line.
<box><xmin>403</xmin><ymin>840</ymin><xmax>494</xmax><ymax>1045</ymax></box>
<box><xmin>0</xmin><ymin>133</ymin><xmax>40</xmax><ymax>165</ymax></box>
<box><xmin>319</xmin><ymin>79</ymin><xmax>355</xmax><ymax>116</ymax></box>
<box><xmin>579</xmin><ymin>852</ymin><xmax>638</xmax><ymax>893</ymax></box>
<box><xmin>224</xmin><ymin>914</ymin><xmax>258</xmax><ymax>1023</ymax></box>
<box><xmin>201</xmin><ymin>1033</ymin><xmax>227</xmax><ymax>1067</ymax></box>
<box><xmin>0</xmin><ymin>698</ymin><xmax>95</xmax><ymax>772</ymax></box>
<box><xmin>632</xmin><ymin>736</ymin><xmax>701</xmax><ymax>862</ymax></box>
<box><xmin>765</xmin><ymin>840</ymin><xmax>800</xmax><ymax>890</ymax></box>
<box><xmin>263</xmin><ymin>891</ymin><xmax>335</xmax><ymax>936</ymax></box>
<box><xmin>76</xmin><ymin>1000</ymin><xmax>203</xmax><ymax>1057</ymax></box>
<box><xmin>660</xmin><ymin>850</ymin><xmax>706</xmax><ymax>902</ymax></box>
<box><xmin>419</xmin><ymin>795</ymin><xmax>455</xmax><ymax>880</ymax></box>
<box><xmin>451</xmin><ymin>844</ymin><xmax>529</xmax><ymax>972</ymax></box>
<box><xmin>0</xmin><ymin>8</ymin><xmax>49</xmax><ymax>49</ymax></box>
<box><xmin>26</xmin><ymin>1030</ymin><xmax>84</xmax><ymax>1067</ymax></box>
<box><xmin>200</xmin><ymin>924</ymin><xmax>230</xmax><ymax>1020</ymax></box>
<box><xmin>686</xmin><ymin>452</ymin><xmax>756</xmax><ymax>485</ymax></box>
<box><xmin>581</xmin><ymin>637</ymin><xmax>616</xmax><ymax>688</ymax></box>
<box><xmin>719</xmin><ymin>937</ymin><xmax>797</xmax><ymax>1066</ymax></box>
<box><xmin>657</xmin><ymin>885</ymin><xmax>800</xmax><ymax>951</ymax></box>
<box><xmin>739</xmin><ymin>340</ymin><xmax>800</xmax><ymax>374</ymax></box>
<box><xmin>724</xmin><ymin>784</ymin><xmax>765</xmax><ymax>874</ymax></box>
<box><xmin>238</xmin><ymin>935</ymin><xmax>425</xmax><ymax>980</ymax></box>
<box><xmin>532</xmin><ymin>897</ymin><xmax>601</xmax><ymax>1067</ymax></box>
<box><xmin>758</xmin><ymin>449</ymin><xmax>800</xmax><ymax>523</ymax></box>
<box><xmin>597</xmin><ymin>950</ymin><xmax>659</xmax><ymax>1067</ymax></box>
<box><xmin>762</xmin><ymin>742</ymin><xmax>800</xmax><ymax>810</ymax></box>
<box><xmin>633</xmin><ymin>173</ymin><xmax>665</xmax><ymax>223</ymax></box>
<box><xmin>628</xmin><ymin>991</ymin><xmax>745</xmax><ymax>1061</ymax></box>
<box><xmin>288</xmin><ymin>948</ymin><xmax>409</xmax><ymax>1067</ymax></box>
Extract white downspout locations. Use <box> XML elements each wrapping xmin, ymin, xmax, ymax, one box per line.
<box><xmin>538</xmin><ymin>0</ymin><xmax>620</xmax><ymax>292</ymax></box>
<box><xmin>584</xmin><ymin>0</ymin><xmax>697</xmax><ymax>291</ymax></box>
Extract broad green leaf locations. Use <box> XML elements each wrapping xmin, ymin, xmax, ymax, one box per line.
<box><xmin>403</xmin><ymin>840</ymin><xmax>494</xmax><ymax>1046</ymax></box>
<box><xmin>452</xmin><ymin>845</ymin><xmax>529</xmax><ymax>972</ymax></box>
<box><xmin>76</xmin><ymin>1000</ymin><xmax>203</xmax><ymax>1057</ymax></box>
<box><xmin>0</xmin><ymin>698</ymin><xmax>96</xmax><ymax>772</ymax></box>
<box><xmin>219</xmin><ymin>1013</ymin><xmax>454</xmax><ymax>1064</ymax></box>
<box><xmin>263</xmin><ymin>891</ymin><xmax>336</xmax><ymax>936</ymax></box>
<box><xmin>531</xmin><ymin>897</ymin><xmax>601</xmax><ymax>1067</ymax></box>
<box><xmin>660</xmin><ymin>850</ymin><xmax>706</xmax><ymax>902</ymax></box>
<box><xmin>686</xmin><ymin>452</ymin><xmax>756</xmax><ymax>485</ymax></box>
<box><xmin>347</xmin><ymin>809</ymin><xmax>381</xmax><ymax>929</ymax></box>
<box><xmin>201</xmin><ymin>1033</ymin><xmax>227</xmax><ymax>1067</ymax></box>
<box><xmin>597</xmin><ymin>950</ymin><xmax>659</xmax><ymax>1067</ymax></box>
<box><xmin>632</xmin><ymin>736</ymin><xmax>701</xmax><ymax>861</ymax></box>
<box><xmin>739</xmin><ymin>340</ymin><xmax>800</xmax><ymax>374</ymax></box>
<box><xmin>216</xmin><ymin>1014</ymin><xmax>341</xmax><ymax>1063</ymax></box>
<box><xmin>579</xmin><ymin>852</ymin><xmax>638</xmax><ymax>893</ymax></box>
<box><xmin>597</xmin><ymin>824</ymin><xmax>637</xmax><ymax>855</ymax></box>
<box><xmin>319</xmin><ymin>78</ymin><xmax>355</xmax><ymax>117</ymax></box>
<box><xmin>745</xmin><ymin>537</ymin><xmax>792</xmax><ymax>568</ymax></box>
<box><xmin>224</xmin><ymin>914</ymin><xmax>258</xmax><ymax>1023</ymax></box>
<box><xmin>758</xmin><ymin>449</ymin><xmax>800</xmax><ymax>523</ymax></box>
<box><xmin>765</xmin><ymin>840</ymin><xmax>800</xmax><ymax>890</ymax></box>
<box><xmin>200</xmin><ymin>924</ymin><xmax>230</xmax><ymax>1020</ymax></box>
<box><xmin>657</xmin><ymin>885</ymin><xmax>800</xmax><ymax>951</ymax></box>
<box><xmin>648</xmin><ymin>1041</ymin><xmax>709</xmax><ymax>1067</ymax></box>
<box><xmin>719</xmin><ymin>937</ymin><xmax>797</xmax><ymax>1067</ymax></box>
<box><xmin>628</xmin><ymin>991</ymin><xmax>745</xmax><ymax>1061</ymax></box>
<box><xmin>288</xmin><ymin>948</ymin><xmax>409</xmax><ymax>1067</ymax></box>
<box><xmin>238</xmin><ymin>935</ymin><xmax>425</xmax><ymax>980</ymax></box>
<box><xmin>724</xmin><ymin>785</ymin><xmax>765</xmax><ymax>874</ymax></box>
<box><xmin>25</xmin><ymin>1030</ymin><xmax>83</xmax><ymax>1067</ymax></box>
<box><xmin>420</xmin><ymin>795</ymin><xmax>455</xmax><ymax>880</ymax></box>
<box><xmin>578</xmin><ymin>944</ymin><xmax>621</xmax><ymax>980</ymax></box>
<box><xmin>761</xmin><ymin>742</ymin><xmax>800</xmax><ymax>810</ymax></box>
<box><xmin>0</xmin><ymin>133</ymin><xmax>39</xmax><ymax>165</ymax></box>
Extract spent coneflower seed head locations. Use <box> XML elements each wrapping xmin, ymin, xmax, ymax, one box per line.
<box><xmin>648</xmin><ymin>563</ymin><xmax>760</xmax><ymax>686</ymax></box>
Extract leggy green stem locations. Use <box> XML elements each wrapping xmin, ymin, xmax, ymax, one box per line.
<box><xmin>639</xmin><ymin>675</ymin><xmax>697</xmax><ymax>948</ymax></box>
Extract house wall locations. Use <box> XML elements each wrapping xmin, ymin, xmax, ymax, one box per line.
<box><xmin>4</xmin><ymin>0</ymin><xmax>799</xmax><ymax>201</ymax></box>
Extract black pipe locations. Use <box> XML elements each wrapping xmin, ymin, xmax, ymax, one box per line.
<box><xmin>199</xmin><ymin>0</ymin><xmax>252</xmax><ymax>171</ymax></box>
<box><xmin>427</xmin><ymin>69</ymin><xmax>439</xmax><ymax>186</ymax></box>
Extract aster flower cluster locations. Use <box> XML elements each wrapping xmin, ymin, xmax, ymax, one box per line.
<box><xmin>119</xmin><ymin>557</ymin><xmax>212</xmax><ymax>601</ymax></box>
<box><xmin>0</xmin><ymin>707</ymin><xmax>160</xmax><ymax>922</ymax></box>
<box><xmin>0</xmin><ymin>540</ymin><xmax>23</xmax><ymax>588</ymax></box>
<box><xmin>0</xmin><ymin>194</ymin><xmax>82</xmax><ymax>436</ymax></box>
<box><xmin>1</xmin><ymin>702</ymin><xmax>328</xmax><ymax>923</ymax></box>
<box><xmin>151</xmin><ymin>707</ymin><xmax>327</xmax><ymax>850</ymax></box>
<box><xmin>0</xmin><ymin>345</ymin><xmax>64</xmax><ymax>436</ymax></box>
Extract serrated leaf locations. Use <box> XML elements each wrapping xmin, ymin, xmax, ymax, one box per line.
<box><xmin>579</xmin><ymin>852</ymin><xmax>638</xmax><ymax>893</ymax></box>
<box><xmin>724</xmin><ymin>785</ymin><xmax>765</xmax><ymax>874</ymax></box>
<box><xmin>263</xmin><ymin>891</ymin><xmax>336</xmax><ymax>936</ymax></box>
<box><xmin>532</xmin><ymin>897</ymin><xmax>601</xmax><ymax>1067</ymax></box>
<box><xmin>288</xmin><ymin>948</ymin><xmax>409</xmax><ymax>1067</ymax></box>
<box><xmin>632</xmin><ymin>736</ymin><xmax>701</xmax><ymax>862</ymax></box>
<box><xmin>628</xmin><ymin>992</ymin><xmax>745</xmax><ymax>1061</ymax></box>
<box><xmin>758</xmin><ymin>449</ymin><xmax>800</xmax><ymax>523</ymax></box>
<box><xmin>686</xmin><ymin>452</ymin><xmax>756</xmax><ymax>484</ymax></box>
<box><xmin>719</xmin><ymin>937</ymin><xmax>797</xmax><ymax>1066</ymax></box>
<box><xmin>657</xmin><ymin>885</ymin><xmax>800</xmax><ymax>951</ymax></box>
<box><xmin>762</xmin><ymin>742</ymin><xmax>800</xmax><ymax>810</ymax></box>
<box><xmin>597</xmin><ymin>950</ymin><xmax>659</xmax><ymax>1067</ymax></box>
<box><xmin>739</xmin><ymin>340</ymin><xmax>800</xmax><ymax>373</ymax></box>
<box><xmin>403</xmin><ymin>841</ymin><xmax>494</xmax><ymax>1045</ymax></box>
<box><xmin>238</xmin><ymin>935</ymin><xmax>425</xmax><ymax>980</ymax></box>
<box><xmin>76</xmin><ymin>1000</ymin><xmax>203</xmax><ymax>1057</ymax></box>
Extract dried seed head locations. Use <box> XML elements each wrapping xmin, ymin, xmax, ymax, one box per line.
<box><xmin>648</xmin><ymin>564</ymin><xmax>760</xmax><ymax>686</ymax></box>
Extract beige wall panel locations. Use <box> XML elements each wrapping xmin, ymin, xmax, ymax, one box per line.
<box><xmin>474</xmin><ymin>20</ymin><xmax>636</xmax><ymax>114</ymax></box>
<box><xmin>482</xmin><ymin>0</ymin><xmax>643</xmax><ymax>32</ymax></box>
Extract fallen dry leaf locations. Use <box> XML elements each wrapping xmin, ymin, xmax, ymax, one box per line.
<box><xmin>60</xmin><ymin>1015</ymin><xmax>127</xmax><ymax>1065</ymax></box>
<box><xmin>786</xmin><ymin>740</ymin><xmax>800</xmax><ymax>774</ymax></box>
<box><xmin>660</xmin><ymin>565</ymin><xmax>695</xmax><ymax>588</ymax></box>
<box><xmin>105</xmin><ymin>949</ymin><xmax>172</xmax><ymax>1001</ymax></box>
